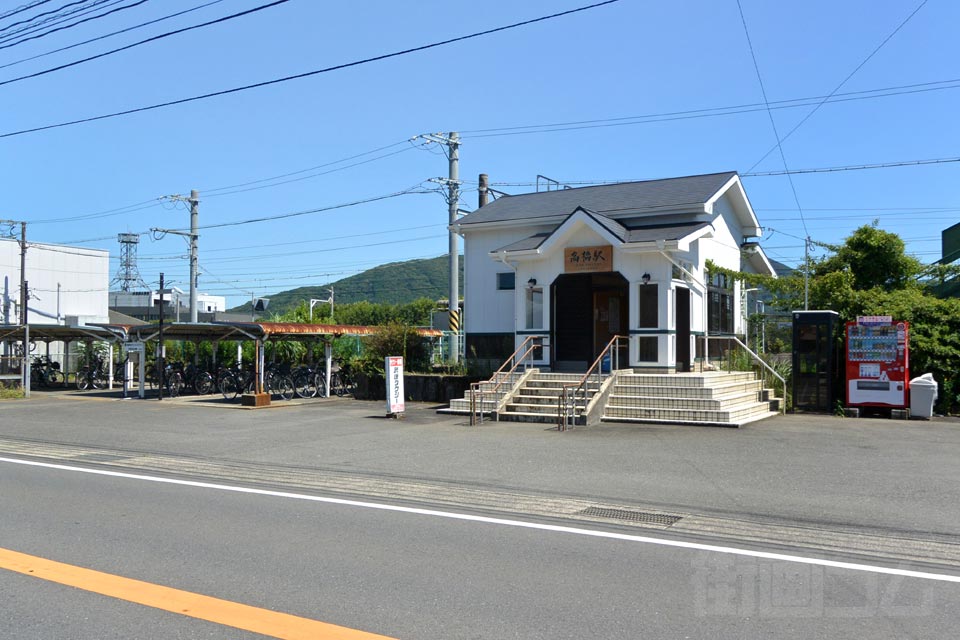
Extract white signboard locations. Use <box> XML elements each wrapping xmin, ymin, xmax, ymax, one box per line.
<box><xmin>126</xmin><ymin>342</ymin><xmax>145</xmax><ymax>354</ymax></box>
<box><xmin>385</xmin><ymin>356</ymin><xmax>405</xmax><ymax>414</ymax></box>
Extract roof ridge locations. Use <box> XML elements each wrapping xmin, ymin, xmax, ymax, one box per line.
<box><xmin>493</xmin><ymin>171</ymin><xmax>738</xmax><ymax>200</ymax></box>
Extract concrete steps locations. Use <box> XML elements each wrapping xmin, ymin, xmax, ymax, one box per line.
<box><xmin>499</xmin><ymin>373</ymin><xmax>600</xmax><ymax>424</ymax></box>
<box><xmin>602</xmin><ymin>372</ymin><xmax>780</xmax><ymax>428</ymax></box>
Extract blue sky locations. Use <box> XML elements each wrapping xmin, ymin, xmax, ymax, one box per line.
<box><xmin>3</xmin><ymin>0</ymin><xmax>957</xmax><ymax>308</ymax></box>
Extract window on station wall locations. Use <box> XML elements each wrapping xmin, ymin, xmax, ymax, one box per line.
<box><xmin>496</xmin><ymin>272</ymin><xmax>515</xmax><ymax>290</ymax></box>
<box><xmin>637</xmin><ymin>336</ymin><xmax>658</xmax><ymax>362</ymax></box>
<box><xmin>525</xmin><ymin>288</ymin><xmax>543</xmax><ymax>329</ymax></box>
<box><xmin>708</xmin><ymin>273</ymin><xmax>734</xmax><ymax>334</ymax></box>
<box><xmin>638</xmin><ymin>284</ymin><xmax>658</xmax><ymax>328</ymax></box>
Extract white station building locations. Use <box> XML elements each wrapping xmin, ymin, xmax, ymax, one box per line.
<box><xmin>455</xmin><ymin>172</ymin><xmax>776</xmax><ymax>372</ymax></box>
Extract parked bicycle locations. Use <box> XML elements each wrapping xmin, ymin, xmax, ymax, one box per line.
<box><xmin>265</xmin><ymin>363</ymin><xmax>294</xmax><ymax>401</ymax></box>
<box><xmin>31</xmin><ymin>356</ymin><xmax>63</xmax><ymax>387</ymax></box>
<box><xmin>292</xmin><ymin>364</ymin><xmax>326</xmax><ymax>399</ymax></box>
<box><xmin>219</xmin><ymin>365</ymin><xmax>254</xmax><ymax>400</ymax></box>
<box><xmin>76</xmin><ymin>357</ymin><xmax>108</xmax><ymax>391</ymax></box>
<box><xmin>330</xmin><ymin>359</ymin><xmax>356</xmax><ymax>397</ymax></box>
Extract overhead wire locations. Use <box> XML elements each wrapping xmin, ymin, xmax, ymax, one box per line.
<box><xmin>0</xmin><ymin>1</ymin><xmax>55</xmax><ymax>23</ymax></box>
<box><xmin>0</xmin><ymin>0</ymin><xmax>623</xmax><ymax>139</ymax></box>
<box><xmin>0</xmin><ymin>0</ymin><xmax>290</xmax><ymax>87</ymax></box>
<box><xmin>0</xmin><ymin>2</ymin><xmax>144</xmax><ymax>50</ymax></box>
<box><xmin>0</xmin><ymin>0</ymin><xmax>98</xmax><ymax>36</ymax></box>
<box><xmin>735</xmin><ymin>0</ymin><xmax>808</xmax><ymax>239</ymax></box>
<box><xmin>745</xmin><ymin>0</ymin><xmax>929</xmax><ymax>173</ymax></box>
<box><xmin>0</xmin><ymin>0</ymin><xmax>225</xmax><ymax>71</ymax></box>
<box><xmin>0</xmin><ymin>0</ymin><xmax>129</xmax><ymax>48</ymax></box>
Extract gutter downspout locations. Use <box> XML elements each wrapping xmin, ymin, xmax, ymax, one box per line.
<box><xmin>498</xmin><ymin>252</ymin><xmax>520</xmax><ymax>352</ymax></box>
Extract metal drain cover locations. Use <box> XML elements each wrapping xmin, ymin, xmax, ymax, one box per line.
<box><xmin>578</xmin><ymin>507</ymin><xmax>682</xmax><ymax>526</ymax></box>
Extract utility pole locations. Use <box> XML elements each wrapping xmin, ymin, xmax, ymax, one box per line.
<box><xmin>157</xmin><ymin>272</ymin><xmax>165</xmax><ymax>401</ymax></box>
<box><xmin>153</xmin><ymin>191</ymin><xmax>199</xmax><ymax>322</ymax></box>
<box><xmin>420</xmin><ymin>132</ymin><xmax>462</xmax><ymax>363</ymax></box>
<box><xmin>18</xmin><ymin>222</ymin><xmax>26</xmax><ymax>325</ymax></box>
<box><xmin>189</xmin><ymin>190</ymin><xmax>199</xmax><ymax>323</ymax></box>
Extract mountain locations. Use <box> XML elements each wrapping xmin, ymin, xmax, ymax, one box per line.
<box><xmin>229</xmin><ymin>255</ymin><xmax>464</xmax><ymax>314</ymax></box>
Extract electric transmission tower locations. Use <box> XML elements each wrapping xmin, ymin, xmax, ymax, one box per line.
<box><xmin>112</xmin><ymin>233</ymin><xmax>149</xmax><ymax>291</ymax></box>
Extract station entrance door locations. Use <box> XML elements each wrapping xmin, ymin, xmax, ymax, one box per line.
<box><xmin>551</xmin><ymin>272</ymin><xmax>628</xmax><ymax>372</ymax></box>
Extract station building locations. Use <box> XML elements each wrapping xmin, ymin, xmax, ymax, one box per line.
<box><xmin>454</xmin><ymin>172</ymin><xmax>776</xmax><ymax>372</ymax></box>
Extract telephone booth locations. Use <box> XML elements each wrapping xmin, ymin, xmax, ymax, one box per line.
<box><xmin>792</xmin><ymin>310</ymin><xmax>839</xmax><ymax>413</ymax></box>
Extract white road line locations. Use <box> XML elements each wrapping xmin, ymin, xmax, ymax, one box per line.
<box><xmin>3</xmin><ymin>455</ymin><xmax>959</xmax><ymax>584</ymax></box>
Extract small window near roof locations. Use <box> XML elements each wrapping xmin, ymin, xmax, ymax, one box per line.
<box><xmin>497</xmin><ymin>272</ymin><xmax>515</xmax><ymax>290</ymax></box>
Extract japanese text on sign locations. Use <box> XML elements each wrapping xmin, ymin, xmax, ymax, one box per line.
<box><xmin>564</xmin><ymin>245</ymin><xmax>612</xmax><ymax>273</ymax></box>
<box><xmin>385</xmin><ymin>356</ymin><xmax>404</xmax><ymax>414</ymax></box>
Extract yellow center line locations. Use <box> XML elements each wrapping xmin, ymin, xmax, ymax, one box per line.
<box><xmin>0</xmin><ymin>547</ymin><xmax>396</xmax><ymax>640</ymax></box>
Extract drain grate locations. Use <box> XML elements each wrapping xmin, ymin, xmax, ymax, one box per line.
<box><xmin>578</xmin><ymin>506</ymin><xmax>682</xmax><ymax>526</ymax></box>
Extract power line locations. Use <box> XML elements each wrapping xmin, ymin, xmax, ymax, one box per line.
<box><xmin>0</xmin><ymin>1</ymin><xmax>55</xmax><ymax>23</ymax></box>
<box><xmin>0</xmin><ymin>0</ymin><xmax>126</xmax><ymax>48</ymax></box>
<box><xmin>0</xmin><ymin>0</ymin><xmax>225</xmax><ymax>72</ymax></box>
<box><xmin>459</xmin><ymin>77</ymin><xmax>960</xmax><ymax>140</ymax></box>
<box><xmin>743</xmin><ymin>156</ymin><xmax>960</xmax><ymax>177</ymax></box>
<box><xmin>0</xmin><ymin>0</ymin><xmax>623</xmax><ymax>139</ymax></box>
<box><xmin>0</xmin><ymin>0</ymin><xmax>289</xmax><ymax>87</ymax></box>
<box><xmin>746</xmin><ymin>0</ymin><xmax>929</xmax><ymax>173</ymax></box>
<box><xmin>0</xmin><ymin>1</ymin><xmax>145</xmax><ymax>51</ymax></box>
<box><xmin>202</xmin><ymin>145</ymin><xmax>418</xmax><ymax>198</ymax></box>
<box><xmin>736</xmin><ymin>0</ymin><xmax>808</xmax><ymax>240</ymax></box>
<box><xmin>0</xmin><ymin>0</ymin><xmax>97</xmax><ymax>36</ymax></box>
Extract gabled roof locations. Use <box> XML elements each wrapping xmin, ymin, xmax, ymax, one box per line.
<box><xmin>490</xmin><ymin>207</ymin><xmax>713</xmax><ymax>256</ymax></box>
<box><xmin>460</xmin><ymin>171</ymin><xmax>739</xmax><ymax>226</ymax></box>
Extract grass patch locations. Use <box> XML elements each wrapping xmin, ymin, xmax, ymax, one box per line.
<box><xmin>0</xmin><ymin>386</ymin><xmax>25</xmax><ymax>400</ymax></box>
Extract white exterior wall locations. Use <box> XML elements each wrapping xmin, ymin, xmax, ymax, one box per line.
<box><xmin>463</xmin><ymin>224</ymin><xmax>554</xmax><ymax>335</ymax></box>
<box><xmin>705</xmin><ymin>192</ymin><xmax>753</xmax><ymax>335</ymax></box>
<box><xmin>1</xmin><ymin>238</ymin><xmax>109</xmax><ymax>325</ymax></box>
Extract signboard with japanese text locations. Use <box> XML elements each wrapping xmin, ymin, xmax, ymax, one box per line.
<box><xmin>125</xmin><ymin>342</ymin><xmax>145</xmax><ymax>354</ymax></box>
<box><xmin>385</xmin><ymin>356</ymin><xmax>405</xmax><ymax>414</ymax></box>
<box><xmin>564</xmin><ymin>245</ymin><xmax>612</xmax><ymax>273</ymax></box>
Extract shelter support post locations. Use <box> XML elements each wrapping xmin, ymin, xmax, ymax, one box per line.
<box><xmin>23</xmin><ymin>325</ymin><xmax>30</xmax><ymax>398</ymax></box>
<box><xmin>324</xmin><ymin>341</ymin><xmax>333</xmax><ymax>398</ymax></box>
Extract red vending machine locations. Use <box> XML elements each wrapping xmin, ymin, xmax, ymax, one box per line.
<box><xmin>845</xmin><ymin>316</ymin><xmax>909</xmax><ymax>408</ymax></box>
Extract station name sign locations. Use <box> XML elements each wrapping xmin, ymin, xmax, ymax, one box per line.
<box><xmin>564</xmin><ymin>245</ymin><xmax>612</xmax><ymax>273</ymax></box>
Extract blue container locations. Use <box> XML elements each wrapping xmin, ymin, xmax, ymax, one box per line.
<box><xmin>600</xmin><ymin>353</ymin><xmax>611</xmax><ymax>373</ymax></box>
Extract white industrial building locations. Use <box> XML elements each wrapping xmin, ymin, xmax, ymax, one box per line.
<box><xmin>454</xmin><ymin>172</ymin><xmax>777</xmax><ymax>371</ymax></box>
<box><xmin>1</xmin><ymin>237</ymin><xmax>109</xmax><ymax>326</ymax></box>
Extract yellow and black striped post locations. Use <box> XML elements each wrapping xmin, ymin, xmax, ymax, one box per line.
<box><xmin>448</xmin><ymin>308</ymin><xmax>461</xmax><ymax>333</ymax></box>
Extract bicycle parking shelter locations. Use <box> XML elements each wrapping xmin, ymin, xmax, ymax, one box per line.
<box><xmin>3</xmin><ymin>321</ymin><xmax>441</xmax><ymax>399</ymax></box>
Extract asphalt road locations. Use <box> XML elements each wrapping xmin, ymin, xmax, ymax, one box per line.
<box><xmin>1</xmin><ymin>459</ymin><xmax>956</xmax><ymax>640</ymax></box>
<box><xmin>1</xmin><ymin>393</ymin><xmax>959</xmax><ymax>637</ymax></box>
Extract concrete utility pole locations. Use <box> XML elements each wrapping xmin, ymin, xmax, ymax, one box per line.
<box><xmin>152</xmin><ymin>191</ymin><xmax>199</xmax><ymax>322</ymax></box>
<box><xmin>19</xmin><ymin>222</ymin><xmax>26</xmax><ymax>325</ymax></box>
<box><xmin>158</xmin><ymin>272</ymin><xmax>165</xmax><ymax>401</ymax></box>
<box><xmin>420</xmin><ymin>132</ymin><xmax>463</xmax><ymax>363</ymax></box>
<box><xmin>189</xmin><ymin>190</ymin><xmax>199</xmax><ymax>323</ymax></box>
<box><xmin>447</xmin><ymin>132</ymin><xmax>460</xmax><ymax>364</ymax></box>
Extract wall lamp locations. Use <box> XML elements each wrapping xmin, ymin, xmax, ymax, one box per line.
<box><xmin>641</xmin><ymin>273</ymin><xmax>651</xmax><ymax>285</ymax></box>
<box><xmin>527</xmin><ymin>278</ymin><xmax>537</xmax><ymax>287</ymax></box>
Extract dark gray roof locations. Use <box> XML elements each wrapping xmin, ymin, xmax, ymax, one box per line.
<box><xmin>490</xmin><ymin>207</ymin><xmax>712</xmax><ymax>254</ymax></box>
<box><xmin>461</xmin><ymin>171</ymin><xmax>738</xmax><ymax>226</ymax></box>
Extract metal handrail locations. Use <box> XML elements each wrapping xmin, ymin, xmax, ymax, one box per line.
<box><xmin>557</xmin><ymin>335</ymin><xmax>627</xmax><ymax>431</ymax></box>
<box><xmin>470</xmin><ymin>336</ymin><xmax>542</xmax><ymax>425</ymax></box>
<box><xmin>706</xmin><ymin>335</ymin><xmax>786</xmax><ymax>414</ymax></box>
